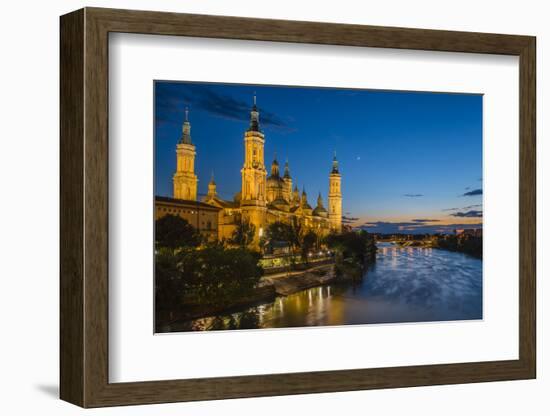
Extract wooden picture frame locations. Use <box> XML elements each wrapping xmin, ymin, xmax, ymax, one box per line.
<box><xmin>60</xmin><ymin>7</ymin><xmax>536</xmax><ymax>408</ymax></box>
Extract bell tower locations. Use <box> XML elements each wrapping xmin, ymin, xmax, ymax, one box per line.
<box><xmin>173</xmin><ymin>107</ymin><xmax>198</xmax><ymax>200</ymax></box>
<box><xmin>240</xmin><ymin>94</ymin><xmax>267</xmax><ymax>240</ymax></box>
<box><xmin>328</xmin><ymin>152</ymin><xmax>342</xmax><ymax>232</ymax></box>
<box><xmin>206</xmin><ymin>172</ymin><xmax>217</xmax><ymax>200</ymax></box>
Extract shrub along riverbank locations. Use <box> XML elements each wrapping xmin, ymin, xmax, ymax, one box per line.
<box><xmin>155</xmin><ymin>244</ymin><xmax>266</xmax><ymax>326</ymax></box>
<box><xmin>325</xmin><ymin>230</ymin><xmax>377</xmax><ymax>281</ymax></box>
<box><xmin>154</xmin><ymin>215</ymin><xmax>378</xmax><ymax>330</ymax></box>
<box><xmin>434</xmin><ymin>234</ymin><xmax>482</xmax><ymax>259</ymax></box>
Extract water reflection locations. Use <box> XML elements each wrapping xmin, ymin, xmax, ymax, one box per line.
<box><xmin>169</xmin><ymin>243</ymin><xmax>482</xmax><ymax>331</ymax></box>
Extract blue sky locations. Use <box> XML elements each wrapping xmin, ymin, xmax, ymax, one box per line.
<box><xmin>155</xmin><ymin>81</ymin><xmax>483</xmax><ymax>234</ymax></box>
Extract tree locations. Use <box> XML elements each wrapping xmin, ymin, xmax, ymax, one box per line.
<box><xmin>301</xmin><ymin>230</ymin><xmax>318</xmax><ymax>263</ymax></box>
<box><xmin>155</xmin><ymin>214</ymin><xmax>201</xmax><ymax>249</ymax></box>
<box><xmin>265</xmin><ymin>221</ymin><xmax>291</xmax><ymax>246</ymax></box>
<box><xmin>172</xmin><ymin>246</ymin><xmax>263</xmax><ymax>307</ymax></box>
<box><xmin>325</xmin><ymin>230</ymin><xmax>376</xmax><ymax>265</ymax></box>
<box><xmin>434</xmin><ymin>234</ymin><xmax>482</xmax><ymax>258</ymax></box>
<box><xmin>155</xmin><ymin>246</ymin><xmax>183</xmax><ymax>312</ymax></box>
<box><xmin>265</xmin><ymin>219</ymin><xmax>307</xmax><ymax>265</ymax></box>
<box><xmin>266</xmin><ymin>221</ymin><xmax>293</xmax><ymax>254</ymax></box>
<box><xmin>288</xmin><ymin>218</ymin><xmax>304</xmax><ymax>254</ymax></box>
<box><xmin>230</xmin><ymin>216</ymin><xmax>256</xmax><ymax>248</ymax></box>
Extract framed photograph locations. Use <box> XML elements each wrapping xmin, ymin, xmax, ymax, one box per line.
<box><xmin>60</xmin><ymin>7</ymin><xmax>536</xmax><ymax>407</ymax></box>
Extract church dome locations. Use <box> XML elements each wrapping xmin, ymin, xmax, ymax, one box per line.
<box><xmin>313</xmin><ymin>205</ymin><xmax>328</xmax><ymax>217</ymax></box>
<box><xmin>271</xmin><ymin>196</ymin><xmax>290</xmax><ymax>212</ymax></box>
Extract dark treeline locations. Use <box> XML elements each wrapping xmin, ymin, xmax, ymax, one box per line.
<box><xmin>155</xmin><ymin>215</ymin><xmax>264</xmax><ymax>328</ymax></box>
<box><xmin>434</xmin><ymin>234</ymin><xmax>482</xmax><ymax>259</ymax></box>
<box><xmin>325</xmin><ymin>230</ymin><xmax>377</xmax><ymax>281</ymax></box>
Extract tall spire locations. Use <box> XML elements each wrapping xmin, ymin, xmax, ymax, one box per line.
<box><xmin>207</xmin><ymin>171</ymin><xmax>217</xmax><ymax>198</ymax></box>
<box><xmin>328</xmin><ymin>150</ymin><xmax>342</xmax><ymax>232</ymax></box>
<box><xmin>331</xmin><ymin>151</ymin><xmax>339</xmax><ymax>173</ymax></box>
<box><xmin>301</xmin><ymin>186</ymin><xmax>311</xmax><ymax>209</ymax></box>
<box><xmin>180</xmin><ymin>106</ymin><xmax>192</xmax><ymax>144</ymax></box>
<box><xmin>317</xmin><ymin>192</ymin><xmax>324</xmax><ymax>207</ymax></box>
<box><xmin>284</xmin><ymin>158</ymin><xmax>291</xmax><ymax>178</ymax></box>
<box><xmin>174</xmin><ymin>106</ymin><xmax>198</xmax><ymax>200</ymax></box>
<box><xmin>248</xmin><ymin>93</ymin><xmax>260</xmax><ymax>132</ymax></box>
<box><xmin>292</xmin><ymin>185</ymin><xmax>300</xmax><ymax>204</ymax></box>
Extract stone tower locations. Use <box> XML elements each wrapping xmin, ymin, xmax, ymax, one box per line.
<box><xmin>240</xmin><ymin>94</ymin><xmax>267</xmax><ymax>240</ymax></box>
<box><xmin>206</xmin><ymin>172</ymin><xmax>217</xmax><ymax>200</ymax></box>
<box><xmin>173</xmin><ymin>108</ymin><xmax>198</xmax><ymax>200</ymax></box>
<box><xmin>328</xmin><ymin>153</ymin><xmax>342</xmax><ymax>232</ymax></box>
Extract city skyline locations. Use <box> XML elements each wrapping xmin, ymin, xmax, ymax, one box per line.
<box><xmin>155</xmin><ymin>81</ymin><xmax>483</xmax><ymax>234</ymax></box>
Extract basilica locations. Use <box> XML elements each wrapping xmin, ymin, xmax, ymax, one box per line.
<box><xmin>156</xmin><ymin>96</ymin><xmax>342</xmax><ymax>245</ymax></box>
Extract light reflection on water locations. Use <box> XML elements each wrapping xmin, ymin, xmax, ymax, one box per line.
<box><xmin>171</xmin><ymin>243</ymin><xmax>482</xmax><ymax>331</ymax></box>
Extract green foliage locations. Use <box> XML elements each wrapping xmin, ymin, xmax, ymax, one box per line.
<box><xmin>435</xmin><ymin>234</ymin><xmax>482</xmax><ymax>258</ymax></box>
<box><xmin>325</xmin><ymin>230</ymin><xmax>377</xmax><ymax>266</ymax></box>
<box><xmin>155</xmin><ymin>245</ymin><xmax>264</xmax><ymax>312</ymax></box>
<box><xmin>155</xmin><ymin>247</ymin><xmax>183</xmax><ymax>308</ymax></box>
<box><xmin>265</xmin><ymin>219</ymin><xmax>303</xmax><ymax>254</ymax></box>
<box><xmin>205</xmin><ymin>309</ymin><xmax>261</xmax><ymax>331</ymax></box>
<box><xmin>236</xmin><ymin>309</ymin><xmax>261</xmax><ymax>329</ymax></box>
<box><xmin>155</xmin><ymin>214</ymin><xmax>201</xmax><ymax>249</ymax></box>
<box><xmin>182</xmin><ymin>245</ymin><xmax>263</xmax><ymax>305</ymax></box>
<box><xmin>230</xmin><ymin>217</ymin><xmax>256</xmax><ymax>248</ymax></box>
<box><xmin>301</xmin><ymin>230</ymin><xmax>319</xmax><ymax>263</ymax></box>
<box><xmin>265</xmin><ymin>221</ymin><xmax>292</xmax><ymax>247</ymax></box>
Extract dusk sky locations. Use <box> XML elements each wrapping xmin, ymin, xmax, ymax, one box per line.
<box><xmin>155</xmin><ymin>81</ymin><xmax>483</xmax><ymax>234</ymax></box>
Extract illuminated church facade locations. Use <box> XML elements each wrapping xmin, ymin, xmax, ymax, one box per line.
<box><xmin>157</xmin><ymin>96</ymin><xmax>342</xmax><ymax>244</ymax></box>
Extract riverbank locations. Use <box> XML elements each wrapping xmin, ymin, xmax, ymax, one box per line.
<box><xmin>156</xmin><ymin>262</ymin><xmax>340</xmax><ymax>331</ymax></box>
<box><xmin>263</xmin><ymin>263</ymin><xmax>337</xmax><ymax>295</ymax></box>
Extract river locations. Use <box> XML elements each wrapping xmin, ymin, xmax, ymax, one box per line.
<box><xmin>169</xmin><ymin>243</ymin><xmax>483</xmax><ymax>331</ymax></box>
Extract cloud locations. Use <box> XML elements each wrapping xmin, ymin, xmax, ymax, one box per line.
<box><xmin>411</xmin><ymin>219</ymin><xmax>440</xmax><ymax>223</ymax></box>
<box><xmin>359</xmin><ymin>221</ymin><xmax>482</xmax><ymax>235</ymax></box>
<box><xmin>443</xmin><ymin>204</ymin><xmax>482</xmax><ymax>212</ymax></box>
<box><xmin>463</xmin><ymin>189</ymin><xmax>482</xmax><ymax>196</ymax></box>
<box><xmin>450</xmin><ymin>210</ymin><xmax>483</xmax><ymax>218</ymax></box>
<box><xmin>342</xmin><ymin>215</ymin><xmax>359</xmax><ymax>224</ymax></box>
<box><xmin>155</xmin><ymin>82</ymin><xmax>294</xmax><ymax>132</ymax></box>
<box><xmin>403</xmin><ymin>194</ymin><xmax>424</xmax><ymax>198</ymax></box>
<box><xmin>362</xmin><ymin>221</ymin><xmax>418</xmax><ymax>229</ymax></box>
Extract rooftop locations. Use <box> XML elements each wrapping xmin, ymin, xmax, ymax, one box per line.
<box><xmin>155</xmin><ymin>196</ymin><xmax>222</xmax><ymax>211</ymax></box>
